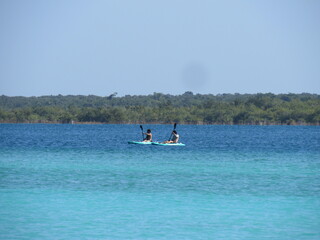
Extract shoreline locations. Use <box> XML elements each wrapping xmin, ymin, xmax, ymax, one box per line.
<box><xmin>0</xmin><ymin>121</ymin><xmax>319</xmax><ymax>126</ymax></box>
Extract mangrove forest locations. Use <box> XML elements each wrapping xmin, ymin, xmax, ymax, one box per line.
<box><xmin>0</xmin><ymin>93</ymin><xmax>319</xmax><ymax>125</ymax></box>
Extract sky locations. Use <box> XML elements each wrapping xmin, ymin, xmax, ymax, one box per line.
<box><xmin>0</xmin><ymin>0</ymin><xmax>320</xmax><ymax>97</ymax></box>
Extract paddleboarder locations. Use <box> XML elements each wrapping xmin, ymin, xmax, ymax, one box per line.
<box><xmin>143</xmin><ymin>129</ymin><xmax>152</xmax><ymax>142</ymax></box>
<box><xmin>163</xmin><ymin>130</ymin><xmax>179</xmax><ymax>143</ymax></box>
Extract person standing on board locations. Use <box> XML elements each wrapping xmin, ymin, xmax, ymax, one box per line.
<box><xmin>163</xmin><ymin>130</ymin><xmax>179</xmax><ymax>143</ymax></box>
<box><xmin>143</xmin><ymin>129</ymin><xmax>152</xmax><ymax>142</ymax></box>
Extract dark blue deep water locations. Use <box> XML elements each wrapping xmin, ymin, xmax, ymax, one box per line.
<box><xmin>0</xmin><ymin>124</ymin><xmax>319</xmax><ymax>239</ymax></box>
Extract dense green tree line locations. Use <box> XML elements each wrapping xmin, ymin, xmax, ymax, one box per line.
<box><xmin>0</xmin><ymin>93</ymin><xmax>319</xmax><ymax>125</ymax></box>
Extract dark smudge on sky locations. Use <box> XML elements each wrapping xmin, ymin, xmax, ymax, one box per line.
<box><xmin>181</xmin><ymin>63</ymin><xmax>210</xmax><ymax>91</ymax></box>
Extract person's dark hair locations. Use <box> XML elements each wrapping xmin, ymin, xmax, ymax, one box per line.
<box><xmin>173</xmin><ymin>130</ymin><xmax>177</xmax><ymax>134</ymax></box>
<box><xmin>147</xmin><ymin>129</ymin><xmax>151</xmax><ymax>133</ymax></box>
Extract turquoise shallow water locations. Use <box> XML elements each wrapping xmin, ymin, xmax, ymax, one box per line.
<box><xmin>0</xmin><ymin>124</ymin><xmax>319</xmax><ymax>239</ymax></box>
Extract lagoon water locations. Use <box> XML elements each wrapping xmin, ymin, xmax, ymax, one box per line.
<box><xmin>0</xmin><ymin>124</ymin><xmax>319</xmax><ymax>239</ymax></box>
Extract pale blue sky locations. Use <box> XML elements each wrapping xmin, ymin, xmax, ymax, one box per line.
<box><xmin>1</xmin><ymin>0</ymin><xmax>319</xmax><ymax>96</ymax></box>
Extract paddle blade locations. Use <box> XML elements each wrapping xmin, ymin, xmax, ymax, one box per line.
<box><xmin>173</xmin><ymin>123</ymin><xmax>177</xmax><ymax>130</ymax></box>
<box><xmin>140</xmin><ymin>125</ymin><xmax>144</xmax><ymax>140</ymax></box>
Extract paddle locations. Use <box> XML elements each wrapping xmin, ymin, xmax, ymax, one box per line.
<box><xmin>140</xmin><ymin>125</ymin><xmax>144</xmax><ymax>141</ymax></box>
<box><xmin>168</xmin><ymin>123</ymin><xmax>177</xmax><ymax>141</ymax></box>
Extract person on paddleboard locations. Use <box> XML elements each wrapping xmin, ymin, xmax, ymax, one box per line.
<box><xmin>163</xmin><ymin>130</ymin><xmax>179</xmax><ymax>143</ymax></box>
<box><xmin>143</xmin><ymin>129</ymin><xmax>152</xmax><ymax>142</ymax></box>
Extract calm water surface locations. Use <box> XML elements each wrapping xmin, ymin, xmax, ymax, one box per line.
<box><xmin>0</xmin><ymin>124</ymin><xmax>319</xmax><ymax>239</ymax></box>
